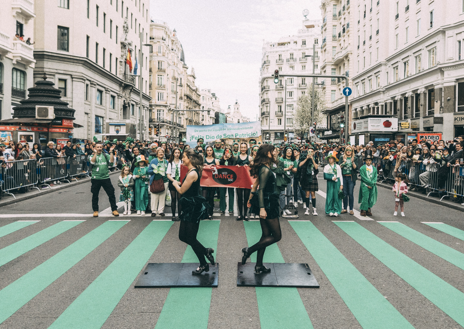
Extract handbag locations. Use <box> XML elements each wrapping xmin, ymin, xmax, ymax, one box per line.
<box><xmin>402</xmin><ymin>194</ymin><xmax>410</xmax><ymax>202</ymax></box>
<box><xmin>150</xmin><ymin>177</ymin><xmax>165</xmax><ymax>194</ymax></box>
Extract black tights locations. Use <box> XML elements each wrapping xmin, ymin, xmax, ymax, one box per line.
<box><xmin>202</xmin><ymin>187</ymin><xmax>215</xmax><ymax>216</ymax></box>
<box><xmin>247</xmin><ymin>217</ymin><xmax>282</xmax><ymax>266</ymax></box>
<box><xmin>179</xmin><ymin>221</ymin><xmax>207</xmax><ymax>266</ymax></box>
<box><xmin>236</xmin><ymin>188</ymin><xmax>251</xmax><ymax>217</ymax></box>
<box><xmin>170</xmin><ymin>189</ymin><xmax>181</xmax><ymax>217</ymax></box>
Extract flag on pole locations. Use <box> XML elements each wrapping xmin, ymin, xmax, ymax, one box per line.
<box><xmin>133</xmin><ymin>56</ymin><xmax>138</xmax><ymax>75</ymax></box>
<box><xmin>126</xmin><ymin>49</ymin><xmax>133</xmax><ymax>73</ymax></box>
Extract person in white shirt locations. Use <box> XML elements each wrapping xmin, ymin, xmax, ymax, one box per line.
<box><xmin>167</xmin><ymin>148</ymin><xmax>183</xmax><ymax>221</ymax></box>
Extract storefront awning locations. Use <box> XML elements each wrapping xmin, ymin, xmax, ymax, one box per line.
<box><xmin>0</xmin><ymin>118</ymin><xmax>52</xmax><ymax>124</ymax></box>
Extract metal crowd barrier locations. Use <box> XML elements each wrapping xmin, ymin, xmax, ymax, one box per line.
<box><xmin>67</xmin><ymin>155</ymin><xmax>90</xmax><ymax>180</ymax></box>
<box><xmin>0</xmin><ymin>159</ymin><xmax>40</xmax><ymax>198</ymax></box>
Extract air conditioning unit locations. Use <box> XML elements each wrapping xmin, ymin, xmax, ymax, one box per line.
<box><xmin>35</xmin><ymin>106</ymin><xmax>55</xmax><ymax>119</ymax></box>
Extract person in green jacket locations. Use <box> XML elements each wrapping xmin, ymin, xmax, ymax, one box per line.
<box><xmin>133</xmin><ymin>155</ymin><xmax>150</xmax><ymax>215</ymax></box>
<box><xmin>358</xmin><ymin>150</ymin><xmax>378</xmax><ymax>216</ymax></box>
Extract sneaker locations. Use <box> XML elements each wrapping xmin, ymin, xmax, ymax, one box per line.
<box><xmin>141</xmin><ymin>211</ymin><xmax>145</xmax><ymax>215</ymax></box>
<box><xmin>285</xmin><ymin>209</ymin><xmax>292</xmax><ymax>215</ymax></box>
<box><xmin>123</xmin><ymin>211</ymin><xmax>128</xmax><ymax>215</ymax></box>
<box><xmin>341</xmin><ymin>209</ymin><xmax>347</xmax><ymax>214</ymax></box>
<box><xmin>313</xmin><ymin>208</ymin><xmax>318</xmax><ymax>216</ymax></box>
<box><xmin>393</xmin><ymin>211</ymin><xmax>398</xmax><ymax>216</ymax></box>
<box><xmin>349</xmin><ymin>210</ymin><xmax>354</xmax><ymax>215</ymax></box>
<box><xmin>303</xmin><ymin>203</ymin><xmax>307</xmax><ymax>209</ymax></box>
<box><xmin>137</xmin><ymin>210</ymin><xmax>141</xmax><ymax>215</ymax></box>
<box><xmin>93</xmin><ymin>211</ymin><xmax>99</xmax><ymax>217</ymax></box>
<box><xmin>401</xmin><ymin>212</ymin><xmax>405</xmax><ymax>217</ymax></box>
<box><xmin>112</xmin><ymin>210</ymin><xmax>119</xmax><ymax>217</ymax></box>
<box><xmin>304</xmin><ymin>208</ymin><xmax>310</xmax><ymax>215</ymax></box>
<box><xmin>329</xmin><ymin>212</ymin><xmax>334</xmax><ymax>217</ymax></box>
<box><xmin>298</xmin><ymin>200</ymin><xmax>303</xmax><ymax>204</ymax></box>
<box><xmin>334</xmin><ymin>213</ymin><xmax>338</xmax><ymax>217</ymax></box>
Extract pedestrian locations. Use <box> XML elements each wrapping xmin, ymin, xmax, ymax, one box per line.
<box><xmin>279</xmin><ymin>146</ymin><xmax>297</xmax><ymax>215</ymax></box>
<box><xmin>172</xmin><ymin>148</ymin><xmax>214</xmax><ymax>275</ymax></box>
<box><xmin>340</xmin><ymin>146</ymin><xmax>357</xmax><ymax>215</ymax></box>
<box><xmin>323</xmin><ymin>151</ymin><xmax>343</xmax><ymax>217</ymax></box>
<box><xmin>242</xmin><ymin>144</ymin><xmax>281</xmax><ymax>274</ymax></box>
<box><xmin>359</xmin><ymin>149</ymin><xmax>378</xmax><ymax>217</ymax></box>
<box><xmin>202</xmin><ymin>146</ymin><xmax>219</xmax><ymax>219</ymax></box>
<box><xmin>118</xmin><ymin>165</ymin><xmax>134</xmax><ymax>215</ymax></box>
<box><xmin>133</xmin><ymin>155</ymin><xmax>150</xmax><ymax>215</ymax></box>
<box><xmin>219</xmin><ymin>146</ymin><xmax>235</xmax><ymax>215</ymax></box>
<box><xmin>90</xmin><ymin>143</ymin><xmax>119</xmax><ymax>217</ymax></box>
<box><xmin>235</xmin><ymin>142</ymin><xmax>252</xmax><ymax>221</ymax></box>
<box><xmin>293</xmin><ymin>148</ymin><xmax>304</xmax><ymax>205</ymax></box>
<box><xmin>167</xmin><ymin>148</ymin><xmax>183</xmax><ymax>221</ymax></box>
<box><xmin>299</xmin><ymin>145</ymin><xmax>319</xmax><ymax>216</ymax></box>
<box><xmin>392</xmin><ymin>173</ymin><xmax>408</xmax><ymax>217</ymax></box>
<box><xmin>147</xmin><ymin>147</ymin><xmax>169</xmax><ymax>217</ymax></box>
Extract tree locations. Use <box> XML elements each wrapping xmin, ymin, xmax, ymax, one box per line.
<box><xmin>295</xmin><ymin>84</ymin><xmax>325</xmax><ymax>139</ymax></box>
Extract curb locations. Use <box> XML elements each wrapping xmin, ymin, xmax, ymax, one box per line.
<box><xmin>0</xmin><ymin>171</ymin><xmax>120</xmax><ymax>209</ymax></box>
<box><xmin>376</xmin><ymin>182</ymin><xmax>464</xmax><ymax>213</ymax></box>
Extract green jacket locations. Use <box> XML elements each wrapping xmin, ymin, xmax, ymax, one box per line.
<box><xmin>271</xmin><ymin>159</ymin><xmax>291</xmax><ymax>192</ymax></box>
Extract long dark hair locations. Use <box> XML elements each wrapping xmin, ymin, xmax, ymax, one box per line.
<box><xmin>169</xmin><ymin>147</ymin><xmax>181</xmax><ymax>163</ymax></box>
<box><xmin>183</xmin><ymin>148</ymin><xmax>203</xmax><ymax>176</ymax></box>
<box><xmin>205</xmin><ymin>145</ymin><xmax>215</xmax><ymax>159</ymax></box>
<box><xmin>283</xmin><ymin>146</ymin><xmax>295</xmax><ymax>161</ymax></box>
<box><xmin>221</xmin><ymin>145</ymin><xmax>233</xmax><ymax>161</ymax></box>
<box><xmin>250</xmin><ymin>144</ymin><xmax>276</xmax><ymax>176</ymax></box>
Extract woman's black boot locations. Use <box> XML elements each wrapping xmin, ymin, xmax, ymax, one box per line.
<box><xmin>241</xmin><ymin>247</ymin><xmax>250</xmax><ymax>265</ymax></box>
<box><xmin>192</xmin><ymin>263</ymin><xmax>209</xmax><ymax>275</ymax></box>
<box><xmin>254</xmin><ymin>265</ymin><xmax>271</xmax><ymax>274</ymax></box>
<box><xmin>205</xmin><ymin>248</ymin><xmax>215</xmax><ymax>265</ymax></box>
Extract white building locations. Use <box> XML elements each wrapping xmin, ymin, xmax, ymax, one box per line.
<box><xmin>224</xmin><ymin>100</ymin><xmax>246</xmax><ymax>123</ymax></box>
<box><xmin>33</xmin><ymin>0</ymin><xmax>151</xmax><ymax>140</ymax></box>
<box><xmin>351</xmin><ymin>0</ymin><xmax>464</xmax><ymax>141</ymax></box>
<box><xmin>259</xmin><ymin>19</ymin><xmax>322</xmax><ymax>142</ymax></box>
<box><xmin>0</xmin><ymin>0</ymin><xmax>36</xmax><ymax>120</ymax></box>
<box><xmin>200</xmin><ymin>89</ymin><xmax>221</xmax><ymax>126</ymax></box>
<box><xmin>319</xmin><ymin>0</ymin><xmax>355</xmax><ymax>143</ymax></box>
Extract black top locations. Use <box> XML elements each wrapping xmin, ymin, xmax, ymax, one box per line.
<box><xmin>257</xmin><ymin>165</ymin><xmax>276</xmax><ymax>208</ymax></box>
<box><xmin>181</xmin><ymin>168</ymin><xmax>201</xmax><ymax>198</ymax></box>
<box><xmin>236</xmin><ymin>154</ymin><xmax>250</xmax><ymax>166</ymax></box>
<box><xmin>204</xmin><ymin>157</ymin><xmax>216</xmax><ymax>165</ymax></box>
<box><xmin>219</xmin><ymin>157</ymin><xmax>236</xmax><ymax>166</ymax></box>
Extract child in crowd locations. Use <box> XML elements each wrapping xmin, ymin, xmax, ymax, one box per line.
<box><xmin>392</xmin><ymin>173</ymin><xmax>408</xmax><ymax>217</ymax></box>
<box><xmin>133</xmin><ymin>155</ymin><xmax>150</xmax><ymax>215</ymax></box>
<box><xmin>118</xmin><ymin>165</ymin><xmax>134</xmax><ymax>215</ymax></box>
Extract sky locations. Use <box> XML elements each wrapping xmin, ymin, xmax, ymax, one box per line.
<box><xmin>150</xmin><ymin>0</ymin><xmax>321</xmax><ymax>121</ymax></box>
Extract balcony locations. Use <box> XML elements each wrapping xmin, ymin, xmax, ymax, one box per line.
<box><xmin>333</xmin><ymin>47</ymin><xmax>352</xmax><ymax>65</ymax></box>
<box><xmin>276</xmin><ymin>85</ymin><xmax>284</xmax><ymax>90</ymax></box>
<box><xmin>299</xmin><ymin>57</ymin><xmax>307</xmax><ymax>62</ymax></box>
<box><xmin>261</xmin><ymin>85</ymin><xmax>270</xmax><ymax>92</ymax></box>
<box><xmin>276</xmin><ymin>59</ymin><xmax>284</xmax><ymax>64</ymax></box>
<box><xmin>331</xmin><ymin>78</ymin><xmax>337</xmax><ymax>85</ymax></box>
<box><xmin>11</xmin><ymin>88</ymin><xmax>26</xmax><ymax>99</ymax></box>
<box><xmin>332</xmin><ymin>35</ymin><xmax>337</xmax><ymax>41</ymax></box>
<box><xmin>275</xmin><ymin>111</ymin><xmax>283</xmax><ymax>117</ymax></box>
<box><xmin>286</xmin><ymin>58</ymin><xmax>297</xmax><ymax>63</ymax></box>
<box><xmin>157</xmin><ymin>84</ymin><xmax>166</xmax><ymax>90</ymax></box>
<box><xmin>261</xmin><ymin>98</ymin><xmax>270</xmax><ymax>104</ymax></box>
<box><xmin>12</xmin><ymin>40</ymin><xmax>35</xmax><ymax>66</ymax></box>
<box><xmin>263</xmin><ymin>60</ymin><xmax>270</xmax><ymax>66</ymax></box>
<box><xmin>261</xmin><ymin>111</ymin><xmax>270</xmax><ymax>117</ymax></box>
<box><xmin>299</xmin><ymin>83</ymin><xmax>307</xmax><ymax>88</ymax></box>
<box><xmin>0</xmin><ymin>31</ymin><xmax>11</xmax><ymax>54</ymax></box>
<box><xmin>346</xmin><ymin>22</ymin><xmax>350</xmax><ymax>30</ymax></box>
<box><xmin>12</xmin><ymin>0</ymin><xmax>35</xmax><ymax>22</ymax></box>
<box><xmin>157</xmin><ymin>68</ymin><xmax>166</xmax><ymax>72</ymax></box>
<box><xmin>333</xmin><ymin>14</ymin><xmax>338</xmax><ymax>20</ymax></box>
<box><xmin>275</xmin><ymin>97</ymin><xmax>283</xmax><ymax>103</ymax></box>
<box><xmin>124</xmin><ymin>74</ymin><xmax>136</xmax><ymax>84</ymax></box>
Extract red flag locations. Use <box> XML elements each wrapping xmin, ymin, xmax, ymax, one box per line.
<box><xmin>180</xmin><ymin>165</ymin><xmax>254</xmax><ymax>189</ymax></box>
<box><xmin>126</xmin><ymin>49</ymin><xmax>133</xmax><ymax>73</ymax></box>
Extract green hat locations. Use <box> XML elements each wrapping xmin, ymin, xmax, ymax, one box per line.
<box><xmin>233</xmin><ymin>142</ymin><xmax>239</xmax><ymax>145</ymax></box>
<box><xmin>113</xmin><ymin>139</ymin><xmax>118</xmax><ymax>143</ymax></box>
<box><xmin>104</xmin><ymin>140</ymin><xmax>110</xmax><ymax>145</ymax></box>
<box><xmin>182</xmin><ymin>138</ymin><xmax>187</xmax><ymax>142</ymax></box>
<box><xmin>0</xmin><ymin>143</ymin><xmax>6</xmax><ymax>147</ymax></box>
<box><xmin>135</xmin><ymin>155</ymin><xmax>148</xmax><ymax>166</ymax></box>
<box><xmin>93</xmin><ymin>136</ymin><xmax>98</xmax><ymax>143</ymax></box>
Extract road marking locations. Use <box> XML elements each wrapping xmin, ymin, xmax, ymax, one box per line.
<box><xmin>0</xmin><ymin>220</ymin><xmax>128</xmax><ymax>324</ymax></box>
<box><xmin>0</xmin><ymin>221</ymin><xmax>39</xmax><ymax>238</ymax></box>
<box><xmin>316</xmin><ymin>190</ymin><xmax>374</xmax><ymax>221</ymax></box>
<box><xmin>0</xmin><ymin>213</ymin><xmax>225</xmax><ymax>219</ymax></box>
<box><xmin>290</xmin><ymin>221</ymin><xmax>412</xmax><ymax>328</ymax></box>
<box><xmin>335</xmin><ymin>221</ymin><xmax>464</xmax><ymax>327</ymax></box>
<box><xmin>243</xmin><ymin>221</ymin><xmax>314</xmax><ymax>329</ymax></box>
<box><xmin>332</xmin><ymin>220</ymin><xmax>355</xmax><ymax>222</ymax></box>
<box><xmin>16</xmin><ymin>220</ymin><xmax>40</xmax><ymax>222</ymax></box>
<box><xmin>423</xmin><ymin>223</ymin><xmax>464</xmax><ymax>242</ymax></box>
<box><xmin>421</xmin><ymin>222</ymin><xmax>444</xmax><ymax>224</ymax></box>
<box><xmin>155</xmin><ymin>221</ymin><xmax>220</xmax><ymax>329</ymax></box>
<box><xmin>377</xmin><ymin>221</ymin><xmax>400</xmax><ymax>223</ymax></box>
<box><xmin>49</xmin><ymin>221</ymin><xmax>173</xmax><ymax>329</ymax></box>
<box><xmin>0</xmin><ymin>220</ymin><xmax>83</xmax><ymax>267</ymax></box>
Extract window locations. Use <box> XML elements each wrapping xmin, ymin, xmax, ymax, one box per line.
<box><xmin>302</xmin><ymin>78</ymin><xmax>306</xmax><ymax>85</ymax></box>
<box><xmin>131</xmin><ymin>103</ymin><xmax>134</xmax><ymax>116</ymax></box>
<box><xmin>415</xmin><ymin>54</ymin><xmax>422</xmax><ymax>73</ymax></box>
<box><xmin>417</xmin><ymin>19</ymin><xmax>421</xmax><ymax>36</ymax></box>
<box><xmin>426</xmin><ymin>88</ymin><xmax>435</xmax><ymax>115</ymax></box>
<box><xmin>395</xmin><ymin>33</ymin><xmax>399</xmax><ymax>49</ymax></box>
<box><xmin>277</xmin><ymin>118</ymin><xmax>282</xmax><ymax>125</ymax></box>
<box><xmin>109</xmin><ymin>53</ymin><xmax>112</xmax><ymax>72</ymax></box>
<box><xmin>290</xmin><ymin>53</ymin><xmax>294</xmax><ymax>59</ymax></box>
<box><xmin>376</xmin><ymin>47</ymin><xmax>379</xmax><ymax>61</ymax></box>
<box><xmin>58</xmin><ymin>79</ymin><xmax>67</xmax><ymax>97</ymax></box>
<box><xmin>103</xmin><ymin>13</ymin><xmax>106</xmax><ymax>32</ymax></box>
<box><xmin>157</xmin><ymin>61</ymin><xmax>163</xmax><ymax>69</ymax></box>
<box><xmin>428</xmin><ymin>47</ymin><xmax>436</xmax><ymax>67</ymax></box>
<box><xmin>131</xmin><ymin>13</ymin><xmax>133</xmax><ymax>28</ymax></box>
<box><xmin>386</xmin><ymin>72</ymin><xmax>389</xmax><ymax>84</ymax></box>
<box><xmin>302</xmin><ymin>65</ymin><xmax>306</xmax><ymax>70</ymax></box>
<box><xmin>96</xmin><ymin>5</ymin><xmax>99</xmax><ymax>26</ymax></box>
<box><xmin>331</xmin><ymin>90</ymin><xmax>336</xmax><ymax>101</ymax></box>
<box><xmin>277</xmin><ymin>105</ymin><xmax>282</xmax><ymax>112</ymax></box>
<box><xmin>86</xmin><ymin>35</ymin><xmax>90</xmax><ymax>58</ymax></box>
<box><xmin>12</xmin><ymin>68</ymin><xmax>26</xmax><ymax>93</ymax></box>
<box><xmin>430</xmin><ymin>10</ymin><xmax>434</xmax><ymax>28</ymax></box>
<box><xmin>103</xmin><ymin>48</ymin><xmax>106</xmax><ymax>68</ymax></box>
<box><xmin>369</xmin><ymin>78</ymin><xmax>372</xmax><ymax>92</ymax></box>
<box><xmin>459</xmin><ymin>40</ymin><xmax>462</xmax><ymax>60</ymax></box>
<box><xmin>121</xmin><ymin>1</ymin><xmax>124</xmax><ymax>17</ymax></box>
<box><xmin>157</xmin><ymin>75</ymin><xmax>163</xmax><ymax>86</ymax></box>
<box><xmin>396</xmin><ymin>1</ymin><xmax>399</xmax><ymax>14</ymax></box>
<box><xmin>95</xmin><ymin>42</ymin><xmax>99</xmax><ymax>64</ymax></box>
<box><xmin>302</xmin><ymin>39</ymin><xmax>306</xmax><ymax>45</ymax></box>
<box><xmin>405</xmin><ymin>27</ymin><xmax>409</xmax><ymax>44</ymax></box>
<box><xmin>85</xmin><ymin>84</ymin><xmax>89</xmax><ymax>101</ymax></box>
<box><xmin>314</xmin><ymin>38</ymin><xmax>318</xmax><ymax>44</ymax></box>
<box><xmin>110</xmin><ymin>20</ymin><xmax>112</xmax><ymax>38</ymax></box>
<box><xmin>290</xmin><ymin>66</ymin><xmax>294</xmax><ymax>71</ymax></box>
<box><xmin>156</xmin><ymin>109</ymin><xmax>164</xmax><ymax>120</ymax></box>
<box><xmin>115</xmin><ymin>57</ymin><xmax>118</xmax><ymax>75</ymax></box>
<box><xmin>116</xmin><ymin>0</ymin><xmax>118</xmax><ymax>11</ymax></box>
<box><xmin>458</xmin><ymin>83</ymin><xmax>464</xmax><ymax>112</ymax></box>
<box><xmin>87</xmin><ymin>0</ymin><xmax>89</xmax><ymax>18</ymax></box>
<box><xmin>414</xmin><ymin>93</ymin><xmax>420</xmax><ymax>117</ymax></box>
<box><xmin>96</xmin><ymin>89</ymin><xmax>103</xmax><ymax>105</ymax></box>
<box><xmin>362</xmin><ymin>81</ymin><xmax>365</xmax><ymax>94</ymax></box>
<box><xmin>332</xmin><ymin>46</ymin><xmax>336</xmax><ymax>57</ymax></box>
<box><xmin>376</xmin><ymin>75</ymin><xmax>380</xmax><ymax>88</ymax></box>
<box><xmin>403</xmin><ymin>97</ymin><xmax>409</xmax><ymax>119</ymax></box>
<box><xmin>116</xmin><ymin>26</ymin><xmax>118</xmax><ymax>44</ymax></box>
<box><xmin>16</xmin><ymin>21</ymin><xmax>23</xmax><ymax>37</ymax></box>
<box><xmin>59</xmin><ymin>0</ymin><xmax>69</xmax><ymax>9</ymax></box>
<box><xmin>110</xmin><ymin>95</ymin><xmax>116</xmax><ymax>109</ymax></box>
<box><xmin>57</xmin><ymin>26</ymin><xmax>69</xmax><ymax>51</ymax></box>
<box><xmin>404</xmin><ymin>61</ymin><xmax>409</xmax><ymax>78</ymax></box>
<box><xmin>157</xmin><ymin>92</ymin><xmax>164</xmax><ymax>101</ymax></box>
<box><xmin>286</xmin><ymin>118</ymin><xmax>293</xmax><ymax>126</ymax></box>
<box><xmin>95</xmin><ymin>116</ymin><xmax>103</xmax><ymax>133</ymax></box>
<box><xmin>288</xmin><ymin>91</ymin><xmax>293</xmax><ymax>98</ymax></box>
<box><xmin>393</xmin><ymin>66</ymin><xmax>399</xmax><ymax>82</ymax></box>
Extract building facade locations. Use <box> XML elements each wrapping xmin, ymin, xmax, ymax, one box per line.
<box><xmin>259</xmin><ymin>19</ymin><xmax>322</xmax><ymax>143</ymax></box>
<box><xmin>350</xmin><ymin>0</ymin><xmax>464</xmax><ymax>141</ymax></box>
<box><xmin>224</xmin><ymin>100</ymin><xmax>246</xmax><ymax>124</ymax></box>
<box><xmin>33</xmin><ymin>0</ymin><xmax>151</xmax><ymax>141</ymax></box>
<box><xmin>319</xmin><ymin>0</ymin><xmax>354</xmax><ymax>143</ymax></box>
<box><xmin>200</xmin><ymin>89</ymin><xmax>221</xmax><ymax>126</ymax></box>
<box><xmin>0</xmin><ymin>0</ymin><xmax>36</xmax><ymax>121</ymax></box>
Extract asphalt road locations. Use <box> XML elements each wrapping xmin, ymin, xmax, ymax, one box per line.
<box><xmin>0</xmin><ymin>174</ymin><xmax>464</xmax><ymax>329</ymax></box>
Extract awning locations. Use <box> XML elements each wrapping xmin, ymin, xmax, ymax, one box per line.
<box><xmin>0</xmin><ymin>118</ymin><xmax>52</xmax><ymax>124</ymax></box>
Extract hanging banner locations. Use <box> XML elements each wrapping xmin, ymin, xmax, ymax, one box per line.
<box><xmin>180</xmin><ymin>165</ymin><xmax>254</xmax><ymax>189</ymax></box>
<box><xmin>186</xmin><ymin>122</ymin><xmax>261</xmax><ymax>145</ymax></box>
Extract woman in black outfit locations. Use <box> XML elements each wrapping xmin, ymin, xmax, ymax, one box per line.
<box><xmin>242</xmin><ymin>144</ymin><xmax>281</xmax><ymax>274</ymax></box>
<box><xmin>203</xmin><ymin>146</ymin><xmax>219</xmax><ymax>219</ymax></box>
<box><xmin>172</xmin><ymin>148</ymin><xmax>215</xmax><ymax>275</ymax></box>
<box><xmin>235</xmin><ymin>142</ymin><xmax>253</xmax><ymax>221</ymax></box>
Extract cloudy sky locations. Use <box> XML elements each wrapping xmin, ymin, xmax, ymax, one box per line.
<box><xmin>150</xmin><ymin>0</ymin><xmax>321</xmax><ymax>121</ymax></box>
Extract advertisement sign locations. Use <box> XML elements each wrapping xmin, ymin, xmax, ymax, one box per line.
<box><xmin>350</xmin><ymin>136</ymin><xmax>356</xmax><ymax>146</ymax></box>
<box><xmin>422</xmin><ymin>117</ymin><xmax>434</xmax><ymax>128</ymax></box>
<box><xmin>56</xmin><ymin>139</ymin><xmax>69</xmax><ymax>148</ymax></box>
<box><xmin>454</xmin><ymin>114</ymin><xmax>464</xmax><ymax>126</ymax></box>
<box><xmin>62</xmin><ymin>119</ymin><xmax>74</xmax><ymax>128</ymax></box>
<box><xmin>359</xmin><ymin>135</ymin><xmax>365</xmax><ymax>145</ymax></box>
<box><xmin>180</xmin><ymin>165</ymin><xmax>254</xmax><ymax>189</ymax></box>
<box><xmin>417</xmin><ymin>133</ymin><xmax>442</xmax><ymax>142</ymax></box>
<box><xmin>352</xmin><ymin>118</ymin><xmax>398</xmax><ymax>133</ymax></box>
<box><xmin>187</xmin><ymin>122</ymin><xmax>261</xmax><ymax>145</ymax></box>
<box><xmin>0</xmin><ymin>132</ymin><xmax>13</xmax><ymax>143</ymax></box>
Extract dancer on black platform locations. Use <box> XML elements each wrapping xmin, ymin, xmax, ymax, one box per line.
<box><xmin>172</xmin><ymin>149</ymin><xmax>215</xmax><ymax>275</ymax></box>
<box><xmin>236</xmin><ymin>142</ymin><xmax>253</xmax><ymax>221</ymax></box>
<box><xmin>242</xmin><ymin>144</ymin><xmax>281</xmax><ymax>274</ymax></box>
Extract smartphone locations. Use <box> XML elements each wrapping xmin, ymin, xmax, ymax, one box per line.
<box><xmin>225</xmin><ymin>149</ymin><xmax>230</xmax><ymax>156</ymax></box>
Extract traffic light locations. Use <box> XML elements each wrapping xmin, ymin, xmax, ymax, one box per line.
<box><xmin>274</xmin><ymin>69</ymin><xmax>279</xmax><ymax>84</ymax></box>
<box><xmin>339</xmin><ymin>114</ymin><xmax>345</xmax><ymax>128</ymax></box>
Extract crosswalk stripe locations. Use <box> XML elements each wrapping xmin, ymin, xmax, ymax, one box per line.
<box><xmin>244</xmin><ymin>221</ymin><xmax>313</xmax><ymax>329</ymax></box>
<box><xmin>424</xmin><ymin>222</ymin><xmax>464</xmax><ymax>241</ymax></box>
<box><xmin>0</xmin><ymin>220</ymin><xmax>128</xmax><ymax>324</ymax></box>
<box><xmin>49</xmin><ymin>221</ymin><xmax>173</xmax><ymax>329</ymax></box>
<box><xmin>155</xmin><ymin>221</ymin><xmax>220</xmax><ymax>329</ymax></box>
<box><xmin>335</xmin><ymin>221</ymin><xmax>464</xmax><ymax>327</ymax></box>
<box><xmin>290</xmin><ymin>221</ymin><xmax>412</xmax><ymax>328</ymax></box>
<box><xmin>380</xmin><ymin>222</ymin><xmax>464</xmax><ymax>271</ymax></box>
<box><xmin>0</xmin><ymin>221</ymin><xmax>39</xmax><ymax>238</ymax></box>
<box><xmin>0</xmin><ymin>220</ymin><xmax>84</xmax><ymax>267</ymax></box>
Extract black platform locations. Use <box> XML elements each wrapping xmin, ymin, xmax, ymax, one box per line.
<box><xmin>237</xmin><ymin>263</ymin><xmax>319</xmax><ymax>288</ymax></box>
<box><xmin>135</xmin><ymin>263</ymin><xmax>219</xmax><ymax>288</ymax></box>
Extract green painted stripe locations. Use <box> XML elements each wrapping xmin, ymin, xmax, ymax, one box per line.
<box><xmin>290</xmin><ymin>221</ymin><xmax>412</xmax><ymax>329</ymax></box>
<box><xmin>155</xmin><ymin>221</ymin><xmax>220</xmax><ymax>329</ymax></box>
<box><xmin>244</xmin><ymin>221</ymin><xmax>313</xmax><ymax>329</ymax></box>
<box><xmin>0</xmin><ymin>221</ymin><xmax>38</xmax><ymax>238</ymax></box>
<box><xmin>49</xmin><ymin>221</ymin><xmax>172</xmax><ymax>329</ymax></box>
<box><xmin>381</xmin><ymin>222</ymin><xmax>464</xmax><ymax>271</ymax></box>
<box><xmin>0</xmin><ymin>221</ymin><xmax>83</xmax><ymax>267</ymax></box>
<box><xmin>0</xmin><ymin>220</ymin><xmax>127</xmax><ymax>324</ymax></box>
<box><xmin>336</xmin><ymin>221</ymin><xmax>464</xmax><ymax>327</ymax></box>
<box><xmin>424</xmin><ymin>223</ymin><xmax>464</xmax><ymax>242</ymax></box>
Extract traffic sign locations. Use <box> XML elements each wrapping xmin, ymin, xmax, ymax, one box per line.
<box><xmin>342</xmin><ymin>87</ymin><xmax>352</xmax><ymax>97</ymax></box>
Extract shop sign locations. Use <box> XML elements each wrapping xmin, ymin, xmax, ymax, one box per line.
<box><xmin>353</xmin><ymin>118</ymin><xmax>398</xmax><ymax>132</ymax></box>
<box><xmin>324</xmin><ymin>130</ymin><xmax>333</xmax><ymax>136</ymax></box>
<box><xmin>400</xmin><ymin>121</ymin><xmax>410</xmax><ymax>129</ymax></box>
<box><xmin>410</xmin><ymin>119</ymin><xmax>420</xmax><ymax>129</ymax></box>
<box><xmin>62</xmin><ymin>119</ymin><xmax>74</xmax><ymax>128</ymax></box>
<box><xmin>417</xmin><ymin>133</ymin><xmax>442</xmax><ymax>142</ymax></box>
<box><xmin>422</xmin><ymin>117</ymin><xmax>434</xmax><ymax>128</ymax></box>
<box><xmin>454</xmin><ymin>114</ymin><xmax>464</xmax><ymax>126</ymax></box>
<box><xmin>56</xmin><ymin>139</ymin><xmax>69</xmax><ymax>148</ymax></box>
<box><xmin>49</xmin><ymin>128</ymin><xmax>73</xmax><ymax>133</ymax></box>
